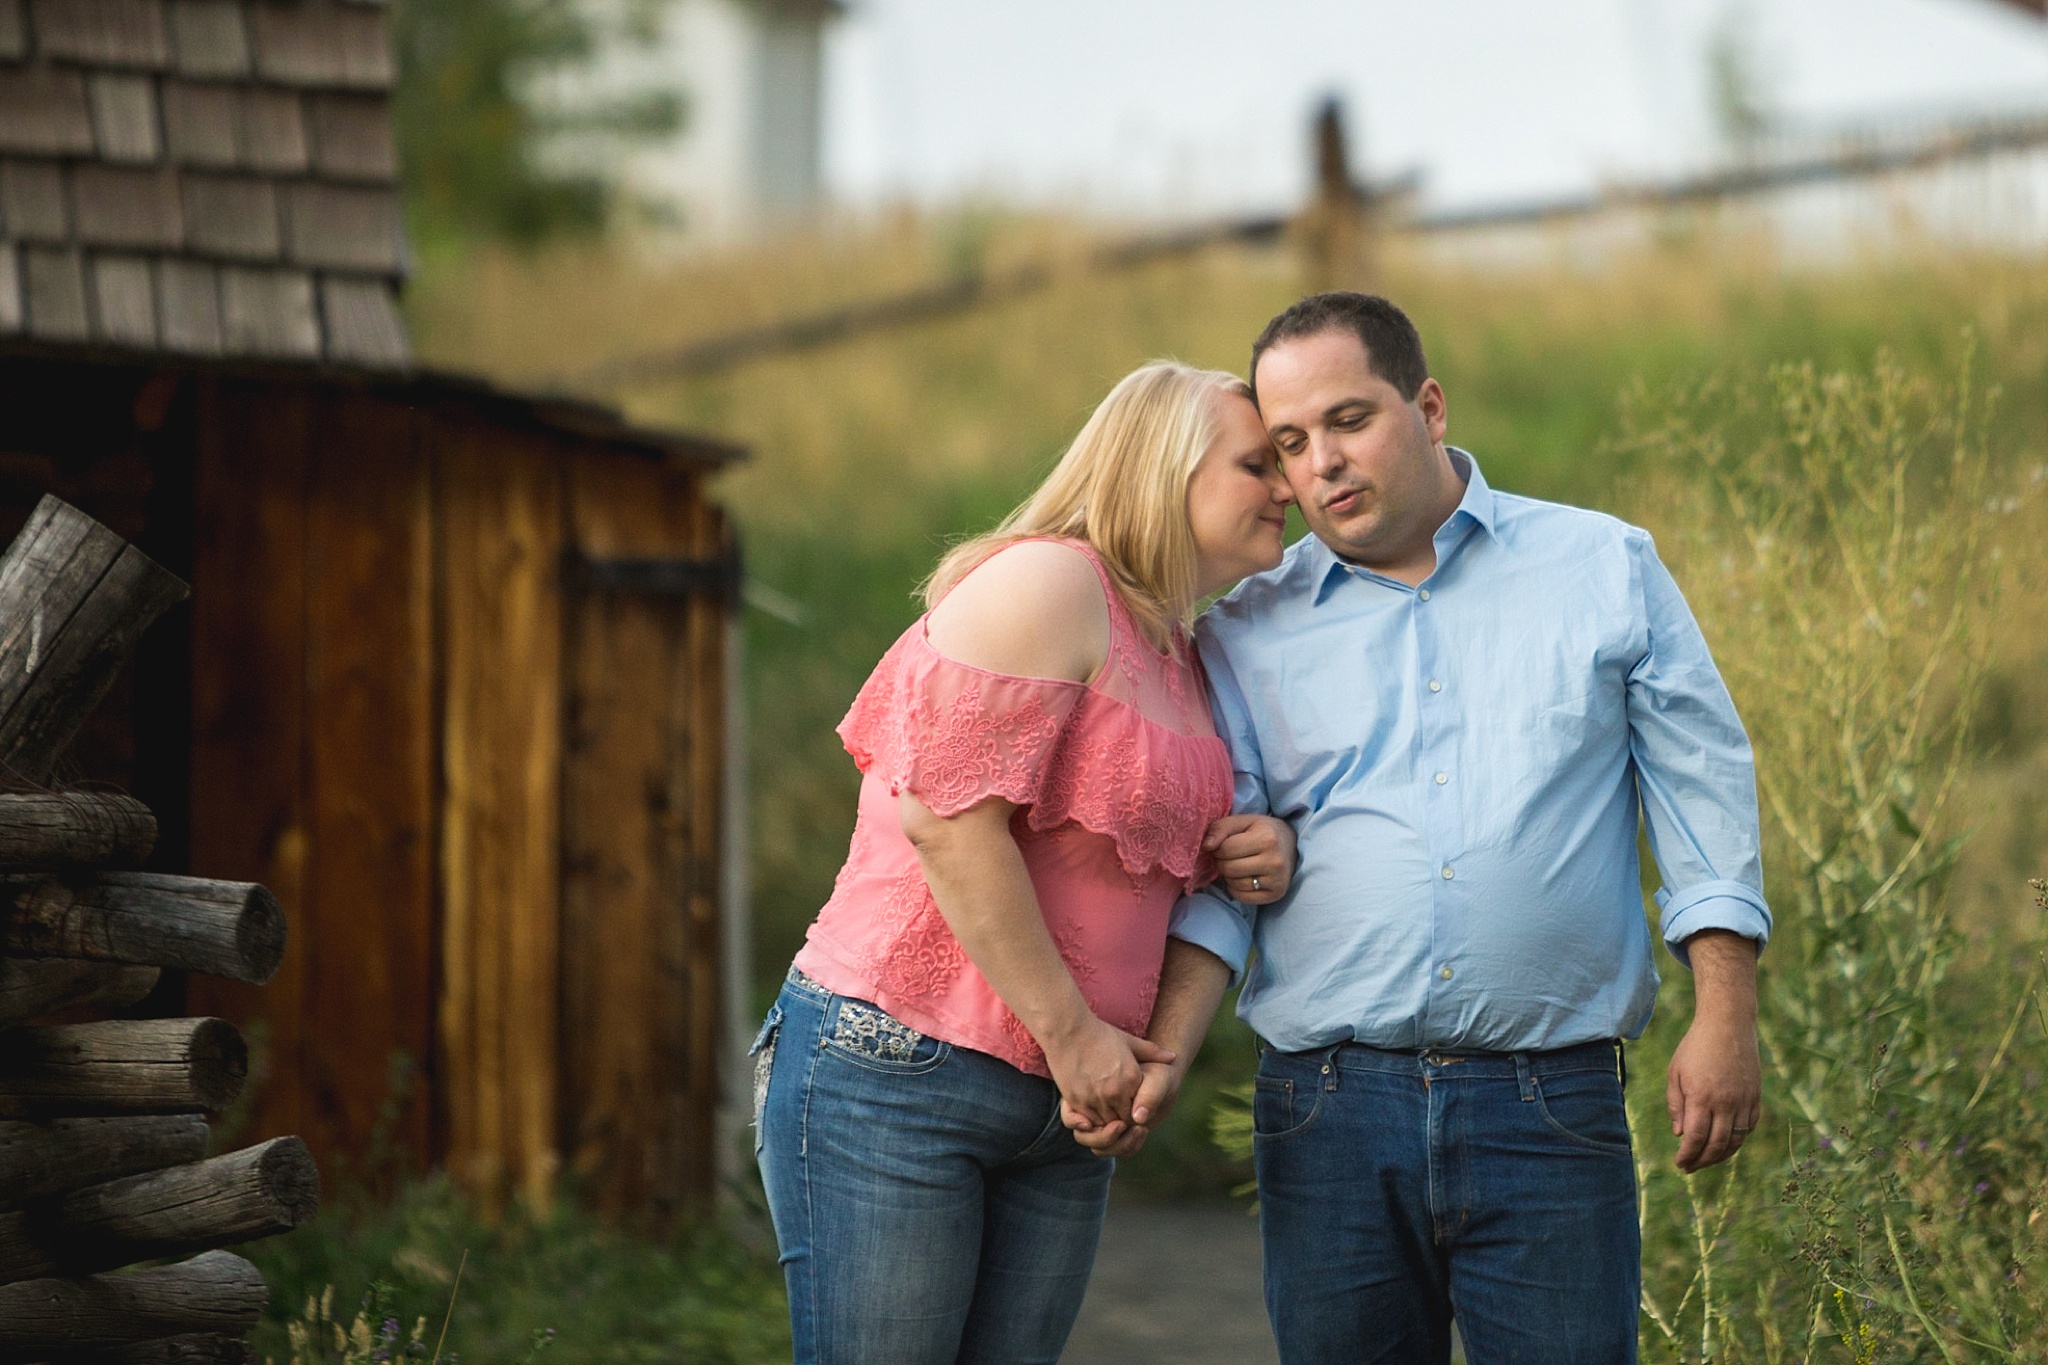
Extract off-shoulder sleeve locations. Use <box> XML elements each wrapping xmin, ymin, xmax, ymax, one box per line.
<box><xmin>837</xmin><ymin>628</ymin><xmax>1087</xmax><ymax>816</ymax></box>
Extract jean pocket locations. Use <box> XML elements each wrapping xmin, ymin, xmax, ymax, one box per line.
<box><xmin>1532</xmin><ymin>1069</ymin><xmax>1632</xmax><ymax>1155</ymax></box>
<box><xmin>749</xmin><ymin>1004</ymin><xmax>782</xmax><ymax>1154</ymax></box>
<box><xmin>1252</xmin><ymin>1070</ymin><xmax>1321</xmax><ymax>1143</ymax></box>
<box><xmin>820</xmin><ymin>997</ymin><xmax>950</xmax><ymax>1073</ymax></box>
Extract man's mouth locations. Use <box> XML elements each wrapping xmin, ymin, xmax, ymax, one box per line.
<box><xmin>1322</xmin><ymin>486</ymin><xmax>1368</xmax><ymax>515</ymax></box>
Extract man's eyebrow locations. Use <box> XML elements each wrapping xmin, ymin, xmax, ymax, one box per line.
<box><xmin>1323</xmin><ymin>397</ymin><xmax>1378</xmax><ymax>420</ymax></box>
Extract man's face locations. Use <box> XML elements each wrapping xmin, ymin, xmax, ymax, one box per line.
<box><xmin>1254</xmin><ymin>329</ymin><xmax>1450</xmax><ymax>568</ymax></box>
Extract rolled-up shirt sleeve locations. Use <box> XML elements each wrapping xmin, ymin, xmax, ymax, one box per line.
<box><xmin>1625</xmin><ymin>529</ymin><xmax>1772</xmax><ymax>968</ymax></box>
<box><xmin>1168</xmin><ymin>624</ymin><xmax>1269</xmax><ymax>984</ymax></box>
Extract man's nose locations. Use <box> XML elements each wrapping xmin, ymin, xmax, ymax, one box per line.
<box><xmin>1308</xmin><ymin>430</ymin><xmax>1345</xmax><ymax>477</ymax></box>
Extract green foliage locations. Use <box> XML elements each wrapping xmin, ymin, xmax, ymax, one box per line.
<box><xmin>392</xmin><ymin>0</ymin><xmax>681</xmax><ymax>247</ymax></box>
<box><xmin>243</xmin><ymin>1178</ymin><xmax>790</xmax><ymax>1364</ymax></box>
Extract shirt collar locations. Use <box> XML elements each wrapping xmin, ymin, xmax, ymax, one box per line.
<box><xmin>1309</xmin><ymin>447</ymin><xmax>1496</xmax><ymax>604</ymax></box>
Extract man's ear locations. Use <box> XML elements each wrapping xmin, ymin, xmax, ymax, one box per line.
<box><xmin>1416</xmin><ymin>378</ymin><xmax>1449</xmax><ymax>444</ymax></box>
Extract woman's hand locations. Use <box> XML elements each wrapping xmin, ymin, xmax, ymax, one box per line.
<box><xmin>1205</xmin><ymin>813</ymin><xmax>1296</xmax><ymax>904</ymax></box>
<box><xmin>1040</xmin><ymin>1013</ymin><xmax>1177</xmax><ymax>1132</ymax></box>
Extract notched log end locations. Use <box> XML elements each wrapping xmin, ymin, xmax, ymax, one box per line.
<box><xmin>233</xmin><ymin>889</ymin><xmax>285</xmax><ymax>986</ymax></box>
<box><xmin>253</xmin><ymin>1136</ymin><xmax>321</xmax><ymax>1227</ymax></box>
<box><xmin>183</xmin><ymin>1020</ymin><xmax>248</xmax><ymax>1113</ymax></box>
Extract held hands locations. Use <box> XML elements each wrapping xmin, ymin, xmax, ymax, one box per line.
<box><xmin>1063</xmin><ymin>1059</ymin><xmax>1184</xmax><ymax>1158</ymax></box>
<box><xmin>1206</xmin><ymin>813</ymin><xmax>1296</xmax><ymax>904</ymax></box>
<box><xmin>1040</xmin><ymin>1012</ymin><xmax>1176</xmax><ymax>1139</ymax></box>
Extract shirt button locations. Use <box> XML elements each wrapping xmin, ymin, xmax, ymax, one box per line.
<box><xmin>1428</xmin><ymin>679</ymin><xmax>1442</xmax><ymax>693</ymax></box>
<box><xmin>1418</xmin><ymin>589</ymin><xmax>1431</xmax><ymax>601</ymax></box>
<box><xmin>1434</xmin><ymin>772</ymin><xmax>1448</xmax><ymax>785</ymax></box>
<box><xmin>1441</xmin><ymin>865</ymin><xmax>1455</xmax><ymax>880</ymax></box>
<box><xmin>1439</xmin><ymin>966</ymin><xmax>1454</xmax><ymax>980</ymax></box>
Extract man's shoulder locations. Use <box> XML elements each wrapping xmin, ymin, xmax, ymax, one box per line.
<box><xmin>1200</xmin><ymin>539</ymin><xmax>1320</xmax><ymax>642</ymax></box>
<box><xmin>1482</xmin><ymin>491</ymin><xmax>1654</xmax><ymax>564</ymax></box>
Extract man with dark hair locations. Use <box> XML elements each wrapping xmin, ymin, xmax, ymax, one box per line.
<box><xmin>1091</xmin><ymin>292</ymin><xmax>1768</xmax><ymax>1362</ymax></box>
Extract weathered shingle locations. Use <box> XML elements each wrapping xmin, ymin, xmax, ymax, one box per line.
<box><xmin>72</xmin><ymin>163</ymin><xmax>180</xmax><ymax>247</ymax></box>
<box><xmin>240</xmin><ymin>87</ymin><xmax>306</xmax><ymax>172</ymax></box>
<box><xmin>308</xmin><ymin>92</ymin><xmax>394</xmax><ymax>181</ymax></box>
<box><xmin>219</xmin><ymin>262</ymin><xmax>316</xmax><ymax>356</ymax></box>
<box><xmin>31</xmin><ymin>0</ymin><xmax>170</xmax><ymax>69</ymax></box>
<box><xmin>181</xmin><ymin>171</ymin><xmax>277</xmax><ymax>257</ymax></box>
<box><xmin>0</xmin><ymin>245</ymin><xmax>21</xmax><ymax>334</ymax></box>
<box><xmin>157</xmin><ymin>254</ymin><xmax>220</xmax><ymax>351</ymax></box>
<box><xmin>167</xmin><ymin>0</ymin><xmax>247</xmax><ymax>77</ymax></box>
<box><xmin>90</xmin><ymin>252</ymin><xmax>156</xmax><ymax>345</ymax></box>
<box><xmin>161</xmin><ymin>79</ymin><xmax>237</xmax><ymax>165</ymax></box>
<box><xmin>23</xmin><ymin>244</ymin><xmax>89</xmax><ymax>339</ymax></box>
<box><xmin>88</xmin><ymin>73</ymin><xmax>162</xmax><ymax>162</ymax></box>
<box><xmin>0</xmin><ymin>0</ymin><xmax>27</xmax><ymax>61</ymax></box>
<box><xmin>319</xmin><ymin>273</ymin><xmax>405</xmax><ymax>365</ymax></box>
<box><xmin>282</xmin><ymin>181</ymin><xmax>398</xmax><ymax>271</ymax></box>
<box><xmin>0</xmin><ymin>159</ymin><xmax>69</xmax><ymax>240</ymax></box>
<box><xmin>249</xmin><ymin>3</ymin><xmax>390</xmax><ymax>88</ymax></box>
<box><xmin>0</xmin><ymin>69</ymin><xmax>96</xmax><ymax>155</ymax></box>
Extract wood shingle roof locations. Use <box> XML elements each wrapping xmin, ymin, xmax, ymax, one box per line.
<box><xmin>0</xmin><ymin>0</ymin><xmax>408</xmax><ymax>366</ymax></box>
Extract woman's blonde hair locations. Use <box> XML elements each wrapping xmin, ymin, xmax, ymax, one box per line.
<box><xmin>924</xmin><ymin>361</ymin><xmax>1252</xmax><ymax>649</ymax></box>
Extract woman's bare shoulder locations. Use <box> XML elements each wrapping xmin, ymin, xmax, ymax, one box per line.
<box><xmin>925</xmin><ymin>540</ymin><xmax>1110</xmax><ymax>684</ymax></box>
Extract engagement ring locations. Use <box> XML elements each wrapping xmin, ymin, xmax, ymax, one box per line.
<box><xmin>1250</xmin><ymin>877</ymin><xmax>1262</xmax><ymax>891</ymax></box>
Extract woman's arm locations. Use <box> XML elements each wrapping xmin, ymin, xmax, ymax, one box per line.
<box><xmin>902</xmin><ymin>793</ymin><xmax>1173</xmax><ymax>1130</ymax></box>
<box><xmin>904</xmin><ymin>540</ymin><xmax>1170</xmax><ymax>1131</ymax></box>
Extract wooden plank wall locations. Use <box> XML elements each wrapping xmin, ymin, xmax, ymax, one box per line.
<box><xmin>187</xmin><ymin>379</ymin><xmax>437</xmax><ymax>1176</ymax></box>
<box><xmin>561</xmin><ymin>455</ymin><xmax>726</xmax><ymax>1221</ymax></box>
<box><xmin>436</xmin><ymin>422</ymin><xmax>565</xmax><ymax>1214</ymax></box>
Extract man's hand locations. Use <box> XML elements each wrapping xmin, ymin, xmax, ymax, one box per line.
<box><xmin>1206</xmin><ymin>814</ymin><xmax>1296</xmax><ymax>904</ymax></box>
<box><xmin>1667</xmin><ymin>929</ymin><xmax>1761</xmax><ymax>1173</ymax></box>
<box><xmin>1065</xmin><ymin>1060</ymin><xmax>1185</xmax><ymax>1157</ymax></box>
<box><xmin>1041</xmin><ymin>1014</ymin><xmax>1176</xmax><ymax>1131</ymax></box>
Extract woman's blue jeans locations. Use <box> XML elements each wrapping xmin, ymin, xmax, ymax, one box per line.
<box><xmin>1254</xmin><ymin>1039</ymin><xmax>1641</xmax><ymax>1364</ymax></box>
<box><xmin>753</xmin><ymin>970</ymin><xmax>1113</xmax><ymax>1365</ymax></box>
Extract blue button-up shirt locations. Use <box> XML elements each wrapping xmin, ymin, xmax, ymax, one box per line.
<box><xmin>1170</xmin><ymin>450</ymin><xmax>1770</xmax><ymax>1053</ymax></box>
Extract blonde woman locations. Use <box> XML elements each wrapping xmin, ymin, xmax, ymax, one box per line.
<box><xmin>753</xmin><ymin>362</ymin><xmax>1297</xmax><ymax>1365</ymax></box>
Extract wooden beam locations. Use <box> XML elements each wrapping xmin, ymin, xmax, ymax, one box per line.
<box><xmin>0</xmin><ymin>497</ymin><xmax>189</xmax><ymax>786</ymax></box>
<box><xmin>33</xmin><ymin>1334</ymin><xmax>254</xmax><ymax>1365</ymax></box>
<box><xmin>0</xmin><ymin>960</ymin><xmax>158</xmax><ymax>1030</ymax></box>
<box><xmin>0</xmin><ymin>1137</ymin><xmax>318</xmax><ymax>1284</ymax></box>
<box><xmin>0</xmin><ymin>1019</ymin><xmax>246</xmax><ymax>1117</ymax></box>
<box><xmin>0</xmin><ymin>1251</ymin><xmax>266</xmax><ymax>1356</ymax></box>
<box><xmin>0</xmin><ymin>1117</ymin><xmax>210</xmax><ymax>1209</ymax></box>
<box><xmin>0</xmin><ymin>794</ymin><xmax>155</xmax><ymax>870</ymax></box>
<box><xmin>1</xmin><ymin>875</ymin><xmax>284</xmax><ymax>984</ymax></box>
<box><xmin>185</xmin><ymin>378</ymin><xmax>313</xmax><ymax>1157</ymax></box>
<box><xmin>437</xmin><ymin>424</ymin><xmax>564</xmax><ymax>1213</ymax></box>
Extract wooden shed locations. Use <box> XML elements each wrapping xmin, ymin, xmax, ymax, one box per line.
<box><xmin>0</xmin><ymin>0</ymin><xmax>750</xmax><ymax>1221</ymax></box>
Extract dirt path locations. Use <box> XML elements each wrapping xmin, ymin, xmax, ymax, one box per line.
<box><xmin>1062</xmin><ymin>1199</ymin><xmax>1277</xmax><ymax>1365</ymax></box>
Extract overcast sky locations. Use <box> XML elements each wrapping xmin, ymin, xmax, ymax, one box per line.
<box><xmin>818</xmin><ymin>0</ymin><xmax>2048</xmax><ymax>218</ymax></box>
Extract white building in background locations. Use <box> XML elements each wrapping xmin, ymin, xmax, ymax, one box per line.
<box><xmin>619</xmin><ymin>0</ymin><xmax>840</xmax><ymax>238</ymax></box>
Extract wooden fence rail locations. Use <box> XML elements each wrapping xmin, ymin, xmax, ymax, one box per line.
<box><xmin>0</xmin><ymin>497</ymin><xmax>313</xmax><ymax>1365</ymax></box>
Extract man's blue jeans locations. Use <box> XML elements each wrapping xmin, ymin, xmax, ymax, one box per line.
<box><xmin>1254</xmin><ymin>1039</ymin><xmax>1640</xmax><ymax>1364</ymax></box>
<box><xmin>754</xmin><ymin>970</ymin><xmax>1113</xmax><ymax>1365</ymax></box>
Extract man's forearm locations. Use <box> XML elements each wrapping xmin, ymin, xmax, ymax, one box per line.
<box><xmin>1686</xmin><ymin>929</ymin><xmax>1758</xmax><ymax>1024</ymax></box>
<box><xmin>1149</xmin><ymin>938</ymin><xmax>1233</xmax><ymax>1064</ymax></box>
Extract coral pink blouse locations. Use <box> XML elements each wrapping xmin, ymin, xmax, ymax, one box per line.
<box><xmin>792</xmin><ymin>540</ymin><xmax>1234</xmax><ymax>1077</ymax></box>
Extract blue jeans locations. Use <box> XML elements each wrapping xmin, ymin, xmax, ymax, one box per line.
<box><xmin>1254</xmin><ymin>1039</ymin><xmax>1640</xmax><ymax>1364</ymax></box>
<box><xmin>753</xmin><ymin>970</ymin><xmax>1113</xmax><ymax>1365</ymax></box>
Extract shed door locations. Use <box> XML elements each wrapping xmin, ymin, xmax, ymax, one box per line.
<box><xmin>560</xmin><ymin>455</ymin><xmax>730</xmax><ymax>1222</ymax></box>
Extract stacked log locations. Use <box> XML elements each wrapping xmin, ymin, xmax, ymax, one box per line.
<box><xmin>0</xmin><ymin>498</ymin><xmax>314</xmax><ymax>1365</ymax></box>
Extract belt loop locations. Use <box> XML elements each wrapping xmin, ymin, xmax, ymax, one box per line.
<box><xmin>1616</xmin><ymin>1040</ymin><xmax>1628</xmax><ymax>1090</ymax></box>
<box><xmin>1513</xmin><ymin>1052</ymin><xmax>1536</xmax><ymax>1102</ymax></box>
<box><xmin>1322</xmin><ymin>1044</ymin><xmax>1343</xmax><ymax>1092</ymax></box>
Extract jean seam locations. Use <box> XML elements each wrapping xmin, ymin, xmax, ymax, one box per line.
<box><xmin>793</xmin><ymin>998</ymin><xmax>821</xmax><ymax>1362</ymax></box>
